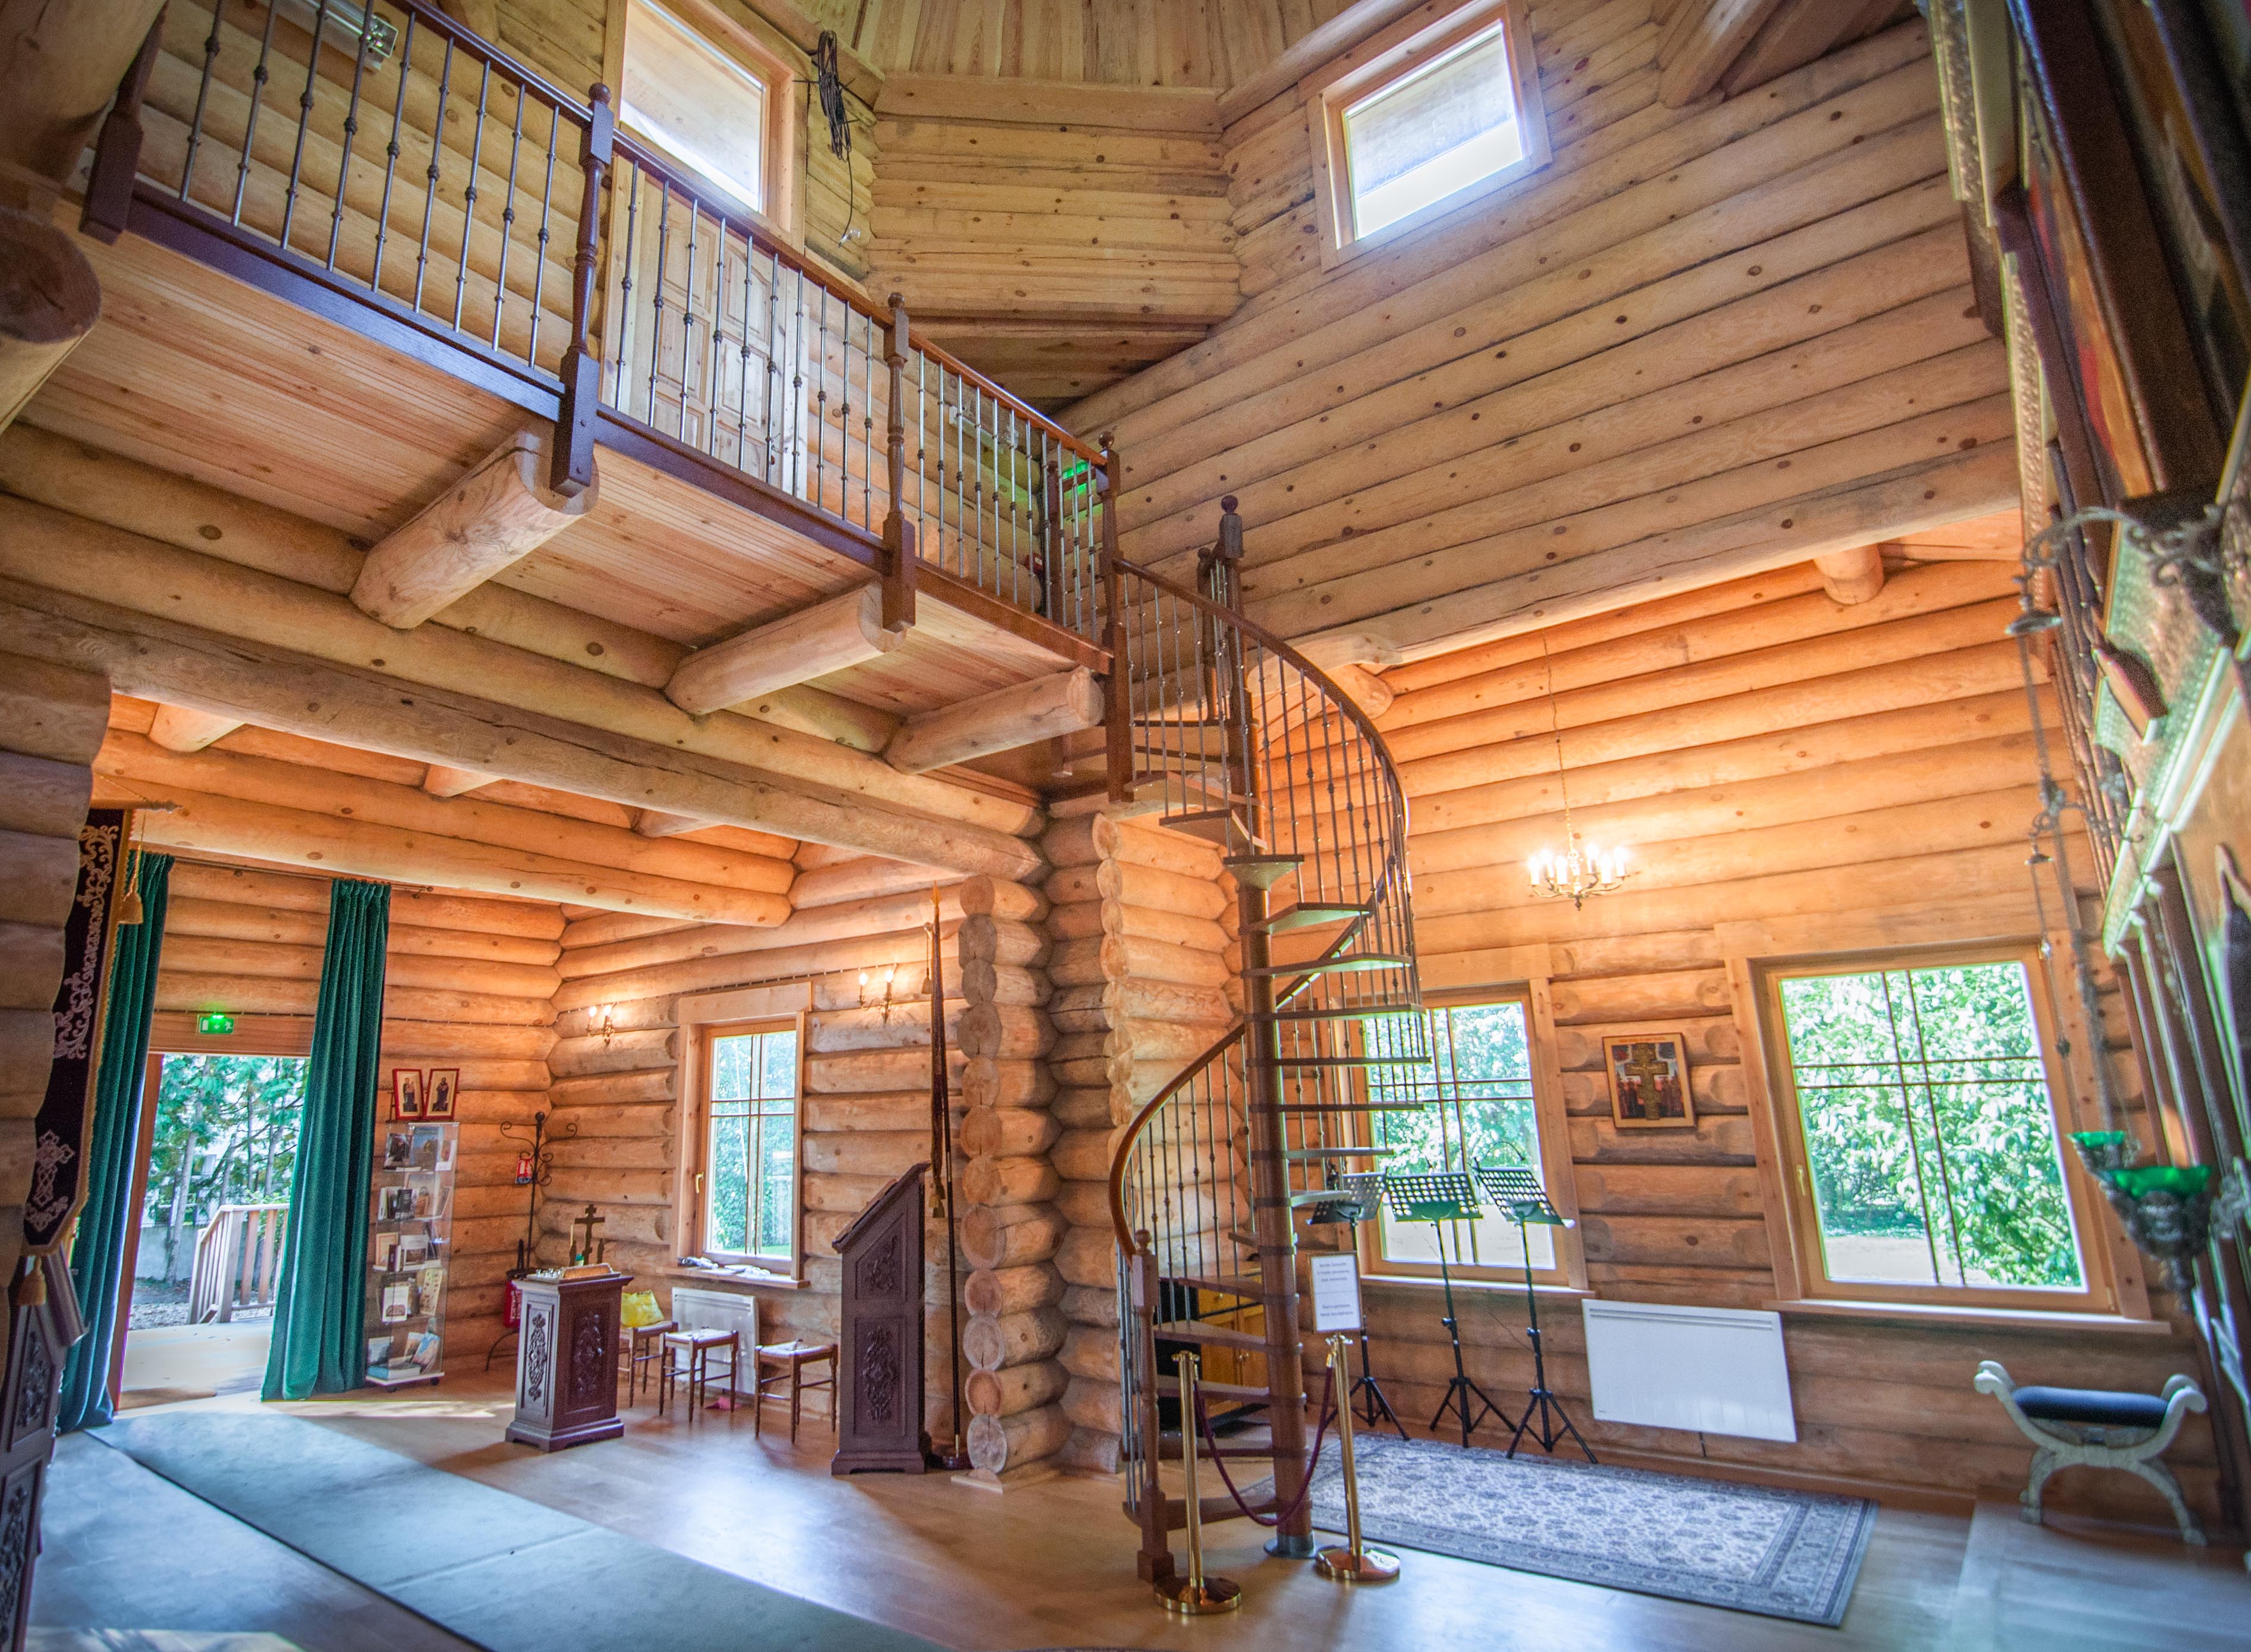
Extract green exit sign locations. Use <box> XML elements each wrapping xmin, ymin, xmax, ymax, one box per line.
<box><xmin>197</xmin><ymin>1012</ymin><xmax>234</xmax><ymax>1036</ymax></box>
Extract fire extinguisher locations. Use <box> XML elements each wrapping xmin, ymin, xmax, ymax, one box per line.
<box><xmin>515</xmin><ymin>1148</ymin><xmax>534</xmax><ymax>1185</ymax></box>
<box><xmin>504</xmin><ymin>1277</ymin><xmax>522</xmax><ymax>1330</ymax></box>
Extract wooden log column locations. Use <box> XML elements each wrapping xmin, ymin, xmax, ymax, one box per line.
<box><xmin>1040</xmin><ymin>813</ymin><xmax>1237</xmax><ymax>1474</ymax></box>
<box><xmin>953</xmin><ymin>871</ymin><xmax>1064</xmax><ymax>1485</ymax></box>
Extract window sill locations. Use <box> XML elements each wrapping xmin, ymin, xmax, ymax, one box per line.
<box><xmin>662</xmin><ymin>1262</ymin><xmax>807</xmax><ymax>1291</ymax></box>
<box><xmin>1769</xmin><ymin>1298</ymin><xmax>2177</xmax><ymax>1338</ymax></box>
<box><xmin>1362</xmin><ymin>1273</ymin><xmax>1592</xmax><ymax>1301</ymax></box>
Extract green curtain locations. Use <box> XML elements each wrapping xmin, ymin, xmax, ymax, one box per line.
<box><xmin>58</xmin><ymin>851</ymin><xmax>172</xmax><ymax>1434</ymax></box>
<box><xmin>263</xmin><ymin>878</ymin><xmax>389</xmax><ymax>1400</ymax></box>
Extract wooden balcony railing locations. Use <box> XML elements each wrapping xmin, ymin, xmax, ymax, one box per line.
<box><xmin>188</xmin><ymin>1201</ymin><xmax>289</xmax><ymax>1323</ymax></box>
<box><xmin>89</xmin><ymin>0</ymin><xmax>1109</xmax><ymax>647</ymax></box>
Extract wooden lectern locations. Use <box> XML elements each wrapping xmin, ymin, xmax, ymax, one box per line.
<box><xmin>832</xmin><ymin>1163</ymin><xmax>936</xmax><ymax>1474</ymax></box>
<box><xmin>507</xmin><ymin>1269</ymin><xmax>628</xmax><ymax>1452</ymax></box>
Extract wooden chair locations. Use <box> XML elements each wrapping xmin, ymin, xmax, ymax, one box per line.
<box><xmin>753</xmin><ymin>1341</ymin><xmax>837</xmax><ymax>1442</ymax></box>
<box><xmin>621</xmin><ymin>1318</ymin><xmax>674</xmax><ymax>1404</ymax></box>
<box><xmin>660</xmin><ymin>1327</ymin><xmax>740</xmax><ymax>1421</ymax></box>
<box><xmin>1974</xmin><ymin>1360</ymin><xmax>2208</xmax><ymax>1544</ymax></box>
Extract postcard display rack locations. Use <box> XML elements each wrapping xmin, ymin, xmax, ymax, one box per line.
<box><xmin>365</xmin><ymin>1120</ymin><xmax>459</xmax><ymax>1388</ymax></box>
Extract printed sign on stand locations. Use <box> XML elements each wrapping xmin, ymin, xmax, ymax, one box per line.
<box><xmin>1309</xmin><ymin>1251</ymin><xmax>1364</xmax><ymax>1333</ymax></box>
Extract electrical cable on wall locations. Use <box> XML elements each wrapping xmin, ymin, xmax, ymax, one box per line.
<box><xmin>806</xmin><ymin>29</ymin><xmax>859</xmax><ymax>250</ymax></box>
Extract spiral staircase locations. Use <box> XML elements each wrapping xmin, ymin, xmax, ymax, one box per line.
<box><xmin>1101</xmin><ymin>501</ymin><xmax>1432</xmax><ymax>1579</ymax></box>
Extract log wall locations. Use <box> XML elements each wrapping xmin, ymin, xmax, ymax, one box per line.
<box><xmin>152</xmin><ymin>860</ymin><xmax>563</xmax><ymax>1360</ymax></box>
<box><xmin>1040</xmin><ymin>812</ymin><xmax>1237</xmax><ymax>1474</ymax></box>
<box><xmin>869</xmin><ymin>92</ymin><xmax>1237</xmax><ymax>408</ymax></box>
<box><xmin>1071</xmin><ymin>10</ymin><xmax>2020</xmax><ymax>658</ymax></box>
<box><xmin>0</xmin><ymin>650</ymin><xmax>105</xmax><ymax>1312</ymax></box>
<box><xmin>1366</xmin><ymin>555</ymin><xmax>2220</xmax><ymax>1520</ymax></box>
<box><xmin>547</xmin><ymin>863</ymin><xmax>1058</xmax><ymax>1456</ymax></box>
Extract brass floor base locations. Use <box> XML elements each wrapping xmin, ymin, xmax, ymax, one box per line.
<box><xmin>1315</xmin><ymin>1545</ymin><xmax>1401</xmax><ymax>1584</ymax></box>
<box><xmin>1156</xmin><ymin>1575</ymin><xmax>1243</xmax><ymax>1614</ymax></box>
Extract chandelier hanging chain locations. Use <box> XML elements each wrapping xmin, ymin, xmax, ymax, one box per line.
<box><xmin>1526</xmin><ymin>632</ymin><xmax>1633</xmax><ymax>908</ymax></box>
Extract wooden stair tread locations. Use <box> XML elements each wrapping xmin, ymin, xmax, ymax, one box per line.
<box><xmin>1151</xmin><ymin>1319</ymin><xmax>1268</xmax><ymax>1351</ymax></box>
<box><xmin>1256</xmin><ymin>901</ymin><xmax>1369</xmax><ymax>933</ymax></box>
<box><xmin>1244</xmin><ymin>953</ymin><xmax>1409</xmax><ymax>977</ymax></box>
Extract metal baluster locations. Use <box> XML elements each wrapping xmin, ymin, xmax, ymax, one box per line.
<box><xmin>735</xmin><ymin>232</ymin><xmax>754</xmax><ymax>471</ymax></box>
<box><xmin>705</xmin><ymin>217</ymin><xmax>730</xmax><ymax>457</ymax></box>
<box><xmin>677</xmin><ymin>199</ymin><xmax>699</xmax><ymax>440</ymax></box>
<box><xmin>231</xmin><ymin>0</ymin><xmax>283</xmax><ymax>226</ymax></box>
<box><xmin>452</xmin><ymin>58</ymin><xmax>492</xmax><ymax>329</ymax></box>
<box><xmin>370</xmin><ymin>16</ymin><xmax>416</xmax><ymax>292</ymax></box>
<box><xmin>813</xmin><ymin>285</ymin><xmax>833</xmax><ymax>511</ymax></box>
<box><xmin>608</xmin><ymin>164</ymin><xmax>640</xmax><ymax>404</ymax></box>
<box><xmin>863</xmin><ymin>313</ymin><xmax>877</xmax><ymax>531</ymax></box>
<box><xmin>489</xmin><ymin>80</ymin><xmax>526</xmax><ymax>350</ymax></box>
<box><xmin>279</xmin><ymin>0</ymin><xmax>334</xmax><ymax>250</ymax></box>
<box><xmin>182</xmin><ymin>2</ymin><xmax>225</xmax><ymax>204</ymax></box>
<box><xmin>326</xmin><ymin>4</ymin><xmax>376</xmax><ymax>269</ymax></box>
<box><xmin>763</xmin><ymin>247</ymin><xmax>782</xmax><ymax>479</ymax></box>
<box><xmin>790</xmin><ymin>268</ymin><xmax>807</xmax><ymax>499</ymax></box>
<box><xmin>413</xmin><ymin>38</ymin><xmax>456</xmax><ymax>309</ymax></box>
<box><xmin>527</xmin><ymin>100</ymin><xmax>558</xmax><ymax>367</ymax></box>
<box><xmin>916</xmin><ymin>350</ymin><xmax>929</xmax><ymax>561</ymax></box>
<box><xmin>646</xmin><ymin>181</ymin><xmax>671</xmax><ymax>424</ymax></box>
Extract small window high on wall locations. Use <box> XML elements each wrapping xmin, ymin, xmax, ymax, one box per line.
<box><xmin>620</xmin><ymin>0</ymin><xmax>778</xmax><ymax>217</ymax></box>
<box><xmin>697</xmin><ymin>1019</ymin><xmax>801</xmax><ymax>1267</ymax></box>
<box><xmin>1308</xmin><ymin>0</ymin><xmax>1549</xmax><ymax>267</ymax></box>
<box><xmin>1760</xmin><ymin>950</ymin><xmax>2115</xmax><ymax>1313</ymax></box>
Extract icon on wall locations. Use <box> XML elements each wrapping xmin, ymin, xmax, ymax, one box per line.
<box><xmin>1602</xmin><ymin>1032</ymin><xmax>1695</xmax><ymax>1129</ymax></box>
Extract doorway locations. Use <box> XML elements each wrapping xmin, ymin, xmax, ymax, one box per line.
<box><xmin>117</xmin><ymin>1046</ymin><xmax>308</xmax><ymax>1408</ymax></box>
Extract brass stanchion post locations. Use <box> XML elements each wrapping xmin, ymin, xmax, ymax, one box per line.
<box><xmin>1315</xmin><ymin>1333</ymin><xmax>1400</xmax><ymax>1584</ymax></box>
<box><xmin>1156</xmin><ymin>1351</ymin><xmax>1242</xmax><ymax>1614</ymax></box>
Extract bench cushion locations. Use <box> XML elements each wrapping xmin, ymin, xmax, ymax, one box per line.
<box><xmin>2011</xmin><ymin>1384</ymin><xmax>2170</xmax><ymax>1428</ymax></box>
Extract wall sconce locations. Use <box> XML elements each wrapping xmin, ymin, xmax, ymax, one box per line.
<box><xmin>858</xmin><ymin>966</ymin><xmax>898</xmax><ymax>1023</ymax></box>
<box><xmin>592</xmin><ymin>1003</ymin><xmax>617</xmax><ymax>1045</ymax></box>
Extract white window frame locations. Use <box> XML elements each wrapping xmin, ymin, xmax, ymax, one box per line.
<box><xmin>1302</xmin><ymin>0</ymin><xmax>1550</xmax><ymax>272</ymax></box>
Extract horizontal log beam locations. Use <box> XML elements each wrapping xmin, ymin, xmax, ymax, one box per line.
<box><xmin>350</xmin><ymin>427</ymin><xmax>595</xmax><ymax>630</ymax></box>
<box><xmin>422</xmin><ymin>763</ymin><xmax>493</xmax><ymax>798</ymax></box>
<box><xmin>666</xmin><ymin>585</ymin><xmax>905</xmax><ymax>716</ymax></box>
<box><xmin>885</xmin><ymin>669</ymin><xmax>1104</xmax><ymax>775</ymax></box>
<box><xmin>146</xmin><ymin>703</ymin><xmax>243</xmax><ymax>753</ymax></box>
<box><xmin>0</xmin><ymin>576</ymin><xmax>1044</xmax><ymax>880</ymax></box>
<box><xmin>1814</xmin><ymin>543</ymin><xmax>1887</xmax><ymax>605</ymax></box>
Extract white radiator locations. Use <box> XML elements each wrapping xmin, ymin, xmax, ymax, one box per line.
<box><xmin>1581</xmin><ymin>1299</ymin><xmax>1796</xmax><ymax>1443</ymax></box>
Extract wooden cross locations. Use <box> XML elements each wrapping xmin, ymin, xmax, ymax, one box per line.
<box><xmin>569</xmin><ymin>1201</ymin><xmax>606</xmax><ymax>1266</ymax></box>
<box><xmin>1619</xmin><ymin>1041</ymin><xmax>1672</xmax><ymax>1120</ymax></box>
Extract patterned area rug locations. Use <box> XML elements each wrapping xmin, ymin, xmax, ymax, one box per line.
<box><xmin>1291</xmin><ymin>1434</ymin><xmax>1877</xmax><ymax>1626</ymax></box>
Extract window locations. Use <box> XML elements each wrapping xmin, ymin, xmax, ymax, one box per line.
<box><xmin>1763</xmin><ymin>950</ymin><xmax>2114</xmax><ymax>1311</ymax></box>
<box><xmin>620</xmin><ymin>0</ymin><xmax>777</xmax><ymax>215</ymax></box>
<box><xmin>1360</xmin><ymin>992</ymin><xmax>1571</xmax><ymax>1282</ymax></box>
<box><xmin>1308</xmin><ymin>0</ymin><xmax>1549</xmax><ymax>266</ymax></box>
<box><xmin>697</xmin><ymin>1018</ymin><xmax>800</xmax><ymax>1266</ymax></box>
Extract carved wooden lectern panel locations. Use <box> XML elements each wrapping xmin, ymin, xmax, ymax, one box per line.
<box><xmin>832</xmin><ymin>1162</ymin><xmax>932</xmax><ymax>1474</ymax></box>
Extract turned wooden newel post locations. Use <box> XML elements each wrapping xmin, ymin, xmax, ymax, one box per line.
<box><xmin>78</xmin><ymin>10</ymin><xmax>165</xmax><ymax>244</ymax></box>
<box><xmin>551</xmin><ymin>84</ymin><xmax>614</xmax><ymax>498</ymax></box>
<box><xmin>1100</xmin><ymin>437</ymin><xmax>1130</xmax><ymax>804</ymax></box>
<box><xmin>880</xmin><ymin>291</ymin><xmax>917</xmax><ymax>632</ymax></box>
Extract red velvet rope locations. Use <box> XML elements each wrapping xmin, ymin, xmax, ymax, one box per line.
<box><xmin>1190</xmin><ymin>1365</ymin><xmax>1337</xmax><ymax>1529</ymax></box>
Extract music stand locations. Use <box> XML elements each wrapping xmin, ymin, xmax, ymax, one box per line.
<box><xmin>1473</xmin><ymin>1164</ymin><xmax>1596</xmax><ymax>1464</ymax></box>
<box><xmin>1299</xmin><ymin>1172</ymin><xmax>1406</xmax><ymax>1440</ymax></box>
<box><xmin>1382</xmin><ymin>1171</ymin><xmax>1511</xmax><ymax>1447</ymax></box>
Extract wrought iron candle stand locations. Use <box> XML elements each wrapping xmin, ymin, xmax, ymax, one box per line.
<box><xmin>1298</xmin><ymin>1170</ymin><xmax>1407</xmax><ymax>1441</ymax></box>
<box><xmin>484</xmin><ymin>1109</ymin><xmax>577</xmax><ymax>1370</ymax></box>
<box><xmin>1382</xmin><ymin>1170</ymin><xmax>1509</xmax><ymax>1447</ymax></box>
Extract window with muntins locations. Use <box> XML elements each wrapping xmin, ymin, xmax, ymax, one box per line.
<box><xmin>702</xmin><ymin>1020</ymin><xmax>798</xmax><ymax>1264</ymax></box>
<box><xmin>1362</xmin><ymin>993</ymin><xmax>1565</xmax><ymax>1280</ymax></box>
<box><xmin>1764</xmin><ymin>951</ymin><xmax>2112</xmax><ymax>1311</ymax></box>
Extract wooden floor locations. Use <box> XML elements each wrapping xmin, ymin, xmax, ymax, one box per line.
<box><xmin>33</xmin><ymin>1374</ymin><xmax>2250</xmax><ymax>1651</ymax></box>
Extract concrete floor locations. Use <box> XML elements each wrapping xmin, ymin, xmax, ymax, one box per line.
<box><xmin>30</xmin><ymin>1373</ymin><xmax>2251</xmax><ymax>1652</ymax></box>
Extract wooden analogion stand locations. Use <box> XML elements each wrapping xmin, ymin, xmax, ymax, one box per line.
<box><xmin>507</xmin><ymin>1268</ymin><xmax>630</xmax><ymax>1452</ymax></box>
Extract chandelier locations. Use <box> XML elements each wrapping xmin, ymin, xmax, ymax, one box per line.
<box><xmin>1525</xmin><ymin>634</ymin><xmax>1635</xmax><ymax>909</ymax></box>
